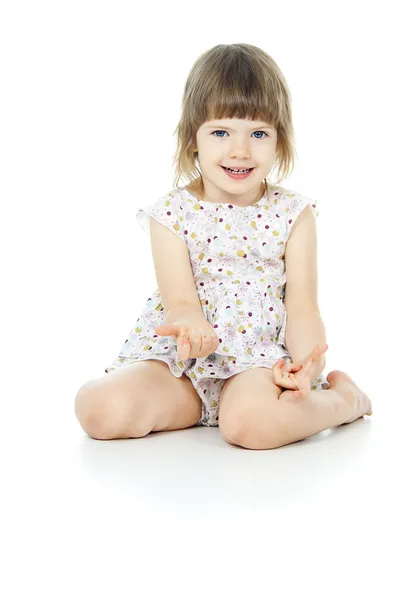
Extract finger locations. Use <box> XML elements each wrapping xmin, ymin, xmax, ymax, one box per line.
<box><xmin>159</xmin><ymin>324</ymin><xmax>185</xmax><ymax>339</ymax></box>
<box><xmin>273</xmin><ymin>358</ymin><xmax>284</xmax><ymax>376</ymax></box>
<box><xmin>178</xmin><ymin>328</ymin><xmax>190</xmax><ymax>352</ymax></box>
<box><xmin>283</xmin><ymin>365</ymin><xmax>296</xmax><ymax>373</ymax></box>
<box><xmin>178</xmin><ymin>337</ymin><xmax>190</xmax><ymax>360</ymax></box>
<box><xmin>166</xmin><ymin>323</ymin><xmax>190</xmax><ymax>338</ymax></box>
<box><xmin>177</xmin><ymin>336</ymin><xmax>184</xmax><ymax>359</ymax></box>
<box><xmin>205</xmin><ymin>333</ymin><xmax>213</xmax><ymax>351</ymax></box>
<box><xmin>283</xmin><ymin>379</ymin><xmax>299</xmax><ymax>390</ymax></box>
<box><xmin>296</xmin><ymin>385</ymin><xmax>310</xmax><ymax>398</ymax></box>
<box><xmin>178</xmin><ymin>327</ymin><xmax>191</xmax><ymax>356</ymax></box>
<box><xmin>187</xmin><ymin>330</ymin><xmax>202</xmax><ymax>355</ymax></box>
<box><xmin>312</xmin><ymin>345</ymin><xmax>321</xmax><ymax>358</ymax></box>
<box><xmin>155</xmin><ymin>325</ymin><xmax>175</xmax><ymax>336</ymax></box>
<box><xmin>313</xmin><ymin>344</ymin><xmax>327</xmax><ymax>358</ymax></box>
<box><xmin>304</xmin><ymin>353</ymin><xmax>315</xmax><ymax>371</ymax></box>
<box><xmin>196</xmin><ymin>332</ymin><xmax>205</xmax><ymax>354</ymax></box>
<box><xmin>272</xmin><ymin>359</ymin><xmax>283</xmax><ymax>384</ymax></box>
<box><xmin>284</xmin><ymin>386</ymin><xmax>305</xmax><ymax>399</ymax></box>
<box><xmin>297</xmin><ymin>377</ymin><xmax>311</xmax><ymax>395</ymax></box>
<box><xmin>200</xmin><ymin>333</ymin><xmax>212</xmax><ymax>353</ymax></box>
<box><xmin>200</xmin><ymin>332</ymin><xmax>211</xmax><ymax>353</ymax></box>
<box><xmin>305</xmin><ymin>345</ymin><xmax>323</xmax><ymax>371</ymax></box>
<box><xmin>283</xmin><ymin>361</ymin><xmax>302</xmax><ymax>373</ymax></box>
<box><xmin>290</xmin><ymin>374</ymin><xmax>306</xmax><ymax>392</ymax></box>
<box><xmin>204</xmin><ymin>334</ymin><xmax>215</xmax><ymax>356</ymax></box>
<box><xmin>179</xmin><ymin>325</ymin><xmax>189</xmax><ymax>338</ymax></box>
<box><xmin>282</xmin><ymin>375</ymin><xmax>299</xmax><ymax>389</ymax></box>
<box><xmin>191</xmin><ymin>331</ymin><xmax>201</xmax><ymax>354</ymax></box>
<box><xmin>277</xmin><ymin>359</ymin><xmax>296</xmax><ymax>378</ymax></box>
<box><xmin>274</xmin><ymin>360</ymin><xmax>299</xmax><ymax>389</ymax></box>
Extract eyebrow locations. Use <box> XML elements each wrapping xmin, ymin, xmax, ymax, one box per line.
<box><xmin>205</xmin><ymin>122</ymin><xmax>274</xmax><ymax>130</ymax></box>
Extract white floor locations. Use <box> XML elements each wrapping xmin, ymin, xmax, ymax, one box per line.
<box><xmin>4</xmin><ymin>377</ymin><xmax>400</xmax><ymax>600</ymax></box>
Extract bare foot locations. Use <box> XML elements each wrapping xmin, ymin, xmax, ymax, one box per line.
<box><xmin>326</xmin><ymin>370</ymin><xmax>373</xmax><ymax>423</ymax></box>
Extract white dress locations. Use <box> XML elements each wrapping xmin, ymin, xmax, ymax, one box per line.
<box><xmin>104</xmin><ymin>184</ymin><xmax>329</xmax><ymax>426</ymax></box>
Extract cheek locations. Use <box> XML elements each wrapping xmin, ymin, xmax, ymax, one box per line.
<box><xmin>200</xmin><ymin>144</ymin><xmax>222</xmax><ymax>161</ymax></box>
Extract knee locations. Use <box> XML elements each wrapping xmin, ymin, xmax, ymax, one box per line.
<box><xmin>74</xmin><ymin>384</ymin><xmax>120</xmax><ymax>439</ymax></box>
<box><xmin>219</xmin><ymin>413</ymin><xmax>285</xmax><ymax>450</ymax></box>
<box><xmin>74</xmin><ymin>383</ymin><xmax>148</xmax><ymax>440</ymax></box>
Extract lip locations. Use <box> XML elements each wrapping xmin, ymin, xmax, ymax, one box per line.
<box><xmin>222</xmin><ymin>166</ymin><xmax>254</xmax><ymax>170</ymax></box>
<box><xmin>221</xmin><ymin>166</ymin><xmax>254</xmax><ymax>180</ymax></box>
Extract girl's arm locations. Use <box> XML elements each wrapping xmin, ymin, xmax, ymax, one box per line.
<box><xmin>284</xmin><ymin>204</ymin><xmax>327</xmax><ymax>380</ymax></box>
<box><xmin>149</xmin><ymin>216</ymin><xmax>205</xmax><ymax>321</ymax></box>
<box><xmin>285</xmin><ymin>311</ymin><xmax>327</xmax><ymax>381</ymax></box>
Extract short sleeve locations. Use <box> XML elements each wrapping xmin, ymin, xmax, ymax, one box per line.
<box><xmin>285</xmin><ymin>192</ymin><xmax>320</xmax><ymax>239</ymax></box>
<box><xmin>136</xmin><ymin>191</ymin><xmax>186</xmax><ymax>242</ymax></box>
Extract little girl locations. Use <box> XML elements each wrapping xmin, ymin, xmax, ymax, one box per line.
<box><xmin>75</xmin><ymin>43</ymin><xmax>372</xmax><ymax>448</ymax></box>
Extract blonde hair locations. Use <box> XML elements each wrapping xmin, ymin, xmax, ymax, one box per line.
<box><xmin>172</xmin><ymin>43</ymin><xmax>297</xmax><ymax>199</ymax></box>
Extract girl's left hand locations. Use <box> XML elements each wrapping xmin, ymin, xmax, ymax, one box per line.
<box><xmin>272</xmin><ymin>344</ymin><xmax>328</xmax><ymax>400</ymax></box>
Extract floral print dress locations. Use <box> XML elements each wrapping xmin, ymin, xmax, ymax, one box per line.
<box><xmin>104</xmin><ymin>184</ymin><xmax>329</xmax><ymax>426</ymax></box>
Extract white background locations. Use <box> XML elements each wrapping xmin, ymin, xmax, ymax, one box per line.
<box><xmin>1</xmin><ymin>1</ymin><xmax>400</xmax><ymax>598</ymax></box>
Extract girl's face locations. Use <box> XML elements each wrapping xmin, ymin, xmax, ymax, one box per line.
<box><xmin>195</xmin><ymin>117</ymin><xmax>277</xmax><ymax>204</ymax></box>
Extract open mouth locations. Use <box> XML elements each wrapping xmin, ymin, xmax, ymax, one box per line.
<box><xmin>221</xmin><ymin>166</ymin><xmax>254</xmax><ymax>179</ymax></box>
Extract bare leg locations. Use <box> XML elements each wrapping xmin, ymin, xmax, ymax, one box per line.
<box><xmin>273</xmin><ymin>370</ymin><xmax>373</xmax><ymax>448</ymax></box>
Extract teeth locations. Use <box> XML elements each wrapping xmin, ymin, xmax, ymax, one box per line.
<box><xmin>226</xmin><ymin>167</ymin><xmax>250</xmax><ymax>173</ymax></box>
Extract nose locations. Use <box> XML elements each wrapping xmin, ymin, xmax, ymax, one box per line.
<box><xmin>229</xmin><ymin>137</ymin><xmax>252</xmax><ymax>159</ymax></box>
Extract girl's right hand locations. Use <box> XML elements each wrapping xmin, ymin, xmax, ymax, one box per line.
<box><xmin>155</xmin><ymin>318</ymin><xmax>220</xmax><ymax>360</ymax></box>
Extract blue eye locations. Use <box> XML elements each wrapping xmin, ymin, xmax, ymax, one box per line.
<box><xmin>211</xmin><ymin>130</ymin><xmax>269</xmax><ymax>139</ymax></box>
